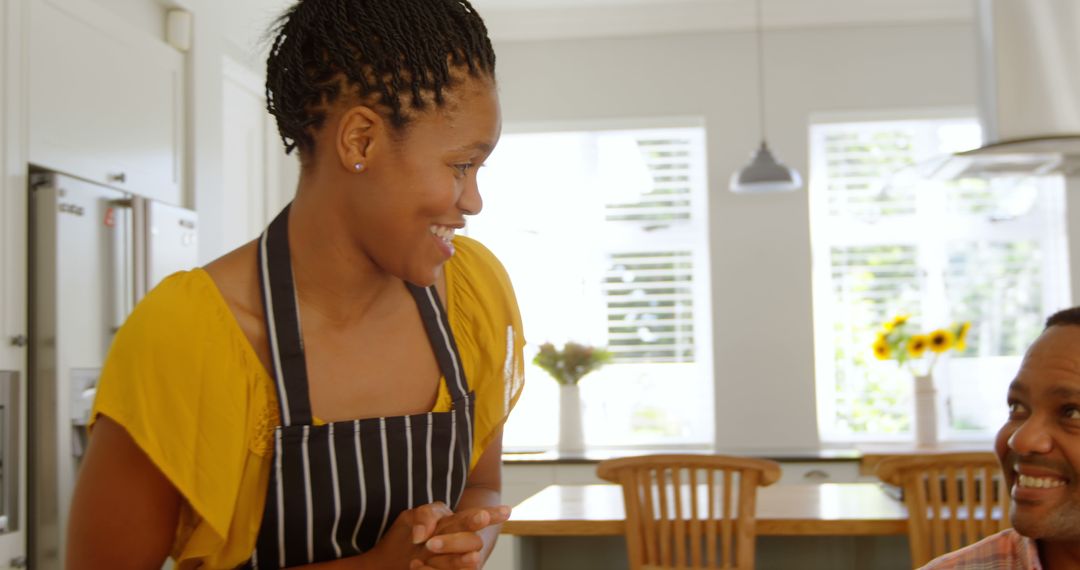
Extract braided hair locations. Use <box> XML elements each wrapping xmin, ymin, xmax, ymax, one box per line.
<box><xmin>266</xmin><ymin>0</ymin><xmax>496</xmax><ymax>155</ymax></box>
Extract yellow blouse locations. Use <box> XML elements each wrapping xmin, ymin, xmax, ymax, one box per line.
<box><xmin>90</xmin><ymin>236</ymin><xmax>525</xmax><ymax>569</ymax></box>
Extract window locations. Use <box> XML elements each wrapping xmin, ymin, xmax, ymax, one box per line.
<box><xmin>810</xmin><ymin>115</ymin><xmax>1070</xmax><ymax>442</ymax></box>
<box><xmin>470</xmin><ymin>125</ymin><xmax>714</xmax><ymax>450</ymax></box>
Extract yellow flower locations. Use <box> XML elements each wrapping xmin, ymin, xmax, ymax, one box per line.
<box><xmin>928</xmin><ymin>329</ymin><xmax>955</xmax><ymax>353</ymax></box>
<box><xmin>882</xmin><ymin>321</ymin><xmax>895</xmax><ymax>333</ymax></box>
<box><xmin>872</xmin><ymin>337</ymin><xmax>891</xmax><ymax>360</ymax></box>
<box><xmin>954</xmin><ymin>321</ymin><xmax>971</xmax><ymax>351</ymax></box>
<box><xmin>892</xmin><ymin>314</ymin><xmax>910</xmax><ymax>327</ymax></box>
<box><xmin>907</xmin><ymin>334</ymin><xmax>929</xmax><ymax>358</ymax></box>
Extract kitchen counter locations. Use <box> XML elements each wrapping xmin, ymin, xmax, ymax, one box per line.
<box><xmin>502</xmin><ymin>441</ymin><xmax>993</xmax><ymax>466</ymax></box>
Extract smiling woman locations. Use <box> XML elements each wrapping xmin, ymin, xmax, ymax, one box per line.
<box><xmin>65</xmin><ymin>1</ymin><xmax>525</xmax><ymax>569</ymax></box>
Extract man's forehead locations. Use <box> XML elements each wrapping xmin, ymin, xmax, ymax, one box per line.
<box><xmin>1013</xmin><ymin>365</ymin><xmax>1080</xmax><ymax>399</ymax></box>
<box><xmin>1010</xmin><ymin>326</ymin><xmax>1080</xmax><ymax>393</ymax></box>
<box><xmin>1009</xmin><ymin>377</ymin><xmax>1080</xmax><ymax>399</ymax></box>
<box><xmin>1026</xmin><ymin>327</ymin><xmax>1080</xmax><ymax>367</ymax></box>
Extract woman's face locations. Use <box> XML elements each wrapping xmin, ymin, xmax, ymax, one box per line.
<box><xmin>340</xmin><ymin>76</ymin><xmax>502</xmax><ymax>286</ymax></box>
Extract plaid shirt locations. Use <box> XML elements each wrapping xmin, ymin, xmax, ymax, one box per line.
<box><xmin>921</xmin><ymin>529</ymin><xmax>1042</xmax><ymax>570</ymax></box>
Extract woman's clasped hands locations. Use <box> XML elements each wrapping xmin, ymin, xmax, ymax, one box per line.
<box><xmin>367</xmin><ymin>501</ymin><xmax>511</xmax><ymax>570</ymax></box>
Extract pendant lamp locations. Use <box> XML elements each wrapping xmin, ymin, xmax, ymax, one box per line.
<box><xmin>730</xmin><ymin>0</ymin><xmax>802</xmax><ymax>193</ymax></box>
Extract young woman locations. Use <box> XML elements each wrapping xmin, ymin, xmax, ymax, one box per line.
<box><xmin>65</xmin><ymin>1</ymin><xmax>524</xmax><ymax>568</ymax></box>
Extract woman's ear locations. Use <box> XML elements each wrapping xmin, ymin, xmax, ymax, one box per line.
<box><xmin>336</xmin><ymin>106</ymin><xmax>383</xmax><ymax>173</ymax></box>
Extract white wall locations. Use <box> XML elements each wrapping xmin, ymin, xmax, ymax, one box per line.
<box><xmin>185</xmin><ymin>0</ymin><xmax>228</xmax><ymax>263</ymax></box>
<box><xmin>220</xmin><ymin>0</ymin><xmax>300</xmax><ymax>246</ymax></box>
<box><xmin>83</xmin><ymin>0</ymin><xmax>165</xmax><ymax>42</ymax></box>
<box><xmin>493</xmin><ymin>22</ymin><xmax>979</xmax><ymax>450</ymax></box>
<box><xmin>1068</xmin><ymin>176</ymin><xmax>1080</xmax><ymax>304</ymax></box>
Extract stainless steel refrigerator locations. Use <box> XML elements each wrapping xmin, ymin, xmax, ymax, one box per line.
<box><xmin>28</xmin><ymin>171</ymin><xmax>198</xmax><ymax>569</ymax></box>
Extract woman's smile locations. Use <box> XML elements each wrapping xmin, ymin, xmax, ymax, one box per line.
<box><xmin>430</xmin><ymin>224</ymin><xmax>460</xmax><ymax>258</ymax></box>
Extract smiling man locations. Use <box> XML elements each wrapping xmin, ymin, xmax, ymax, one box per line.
<box><xmin>922</xmin><ymin>308</ymin><xmax>1080</xmax><ymax>569</ymax></box>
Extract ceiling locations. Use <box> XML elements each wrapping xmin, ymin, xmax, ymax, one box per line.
<box><xmin>223</xmin><ymin>0</ymin><xmax>973</xmax><ymax>58</ymax></box>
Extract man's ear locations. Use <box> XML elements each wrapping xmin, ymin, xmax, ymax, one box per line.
<box><xmin>336</xmin><ymin>106</ymin><xmax>384</xmax><ymax>172</ymax></box>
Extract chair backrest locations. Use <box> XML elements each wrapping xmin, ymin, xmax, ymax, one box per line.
<box><xmin>597</xmin><ymin>454</ymin><xmax>781</xmax><ymax>570</ymax></box>
<box><xmin>876</xmin><ymin>452</ymin><xmax>1010</xmax><ymax>567</ymax></box>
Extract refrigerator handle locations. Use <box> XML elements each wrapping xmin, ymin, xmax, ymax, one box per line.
<box><xmin>130</xmin><ymin>196</ymin><xmax>149</xmax><ymax>304</ymax></box>
<box><xmin>108</xmin><ymin>198</ymin><xmax>139</xmax><ymax>327</ymax></box>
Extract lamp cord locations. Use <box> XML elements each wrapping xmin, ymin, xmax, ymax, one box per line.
<box><xmin>756</xmin><ymin>0</ymin><xmax>767</xmax><ymax>145</ymax></box>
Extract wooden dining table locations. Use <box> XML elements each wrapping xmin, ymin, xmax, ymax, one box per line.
<box><xmin>501</xmin><ymin>483</ymin><xmax>912</xmax><ymax>570</ymax></box>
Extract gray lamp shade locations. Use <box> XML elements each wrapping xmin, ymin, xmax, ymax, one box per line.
<box><xmin>729</xmin><ymin>141</ymin><xmax>803</xmax><ymax>193</ymax></box>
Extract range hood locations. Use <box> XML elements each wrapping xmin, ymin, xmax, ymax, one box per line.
<box><xmin>935</xmin><ymin>0</ymin><xmax>1080</xmax><ymax>179</ymax></box>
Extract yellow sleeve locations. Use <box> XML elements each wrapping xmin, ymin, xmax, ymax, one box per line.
<box><xmin>90</xmin><ymin>270</ymin><xmax>260</xmax><ymax>556</ymax></box>
<box><xmin>445</xmin><ymin>236</ymin><xmax>526</xmax><ymax>466</ymax></box>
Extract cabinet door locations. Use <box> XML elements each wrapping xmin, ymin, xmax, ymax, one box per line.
<box><xmin>778</xmin><ymin>461</ymin><xmax>863</xmax><ymax>484</ymax></box>
<box><xmin>29</xmin><ymin>0</ymin><xmax>184</xmax><ymax>205</ymax></box>
<box><xmin>222</xmin><ymin>59</ymin><xmax>269</xmax><ymax>250</ymax></box>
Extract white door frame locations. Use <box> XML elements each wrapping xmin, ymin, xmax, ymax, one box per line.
<box><xmin>1</xmin><ymin>0</ymin><xmax>31</xmax><ymax>565</ymax></box>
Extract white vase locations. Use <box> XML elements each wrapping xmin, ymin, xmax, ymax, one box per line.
<box><xmin>913</xmin><ymin>373</ymin><xmax>938</xmax><ymax>448</ymax></box>
<box><xmin>558</xmin><ymin>383</ymin><xmax>585</xmax><ymax>455</ymax></box>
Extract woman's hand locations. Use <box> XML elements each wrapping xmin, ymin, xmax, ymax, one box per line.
<box><xmin>410</xmin><ymin>506</ymin><xmax>512</xmax><ymax>570</ymax></box>
<box><xmin>362</xmin><ymin>502</ymin><xmax>508</xmax><ymax>569</ymax></box>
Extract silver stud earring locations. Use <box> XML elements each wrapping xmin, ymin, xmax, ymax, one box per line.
<box><xmin>353</xmin><ymin>163</ymin><xmax>365</xmax><ymax>173</ymax></box>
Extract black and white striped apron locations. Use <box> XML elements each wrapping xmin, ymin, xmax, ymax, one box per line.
<box><xmin>241</xmin><ymin>205</ymin><xmax>474</xmax><ymax>568</ymax></box>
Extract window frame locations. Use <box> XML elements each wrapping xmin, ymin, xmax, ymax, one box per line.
<box><xmin>471</xmin><ymin>117</ymin><xmax>716</xmax><ymax>451</ymax></box>
<box><xmin>809</xmin><ymin>109</ymin><xmax>1071</xmax><ymax>444</ymax></box>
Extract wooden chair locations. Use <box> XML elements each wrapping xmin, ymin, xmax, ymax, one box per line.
<box><xmin>596</xmin><ymin>454</ymin><xmax>782</xmax><ymax>570</ymax></box>
<box><xmin>876</xmin><ymin>452</ymin><xmax>1011</xmax><ymax>567</ymax></box>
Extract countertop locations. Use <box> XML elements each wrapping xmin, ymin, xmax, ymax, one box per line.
<box><xmin>502</xmin><ymin>441</ymin><xmax>994</xmax><ymax>465</ymax></box>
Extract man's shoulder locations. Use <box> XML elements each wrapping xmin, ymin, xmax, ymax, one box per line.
<box><xmin>921</xmin><ymin>529</ymin><xmax>1041</xmax><ymax>570</ymax></box>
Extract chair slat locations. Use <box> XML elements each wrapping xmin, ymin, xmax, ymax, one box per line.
<box><xmin>689</xmin><ymin>468</ymin><xmax>702</xmax><ymax>568</ymax></box>
<box><xmin>672</xmin><ymin>467</ymin><xmax>686</xmax><ymax>568</ymax></box>
<box><xmin>706</xmin><ymin>469</ymin><xmax>717</xmax><ymax>568</ymax></box>
<box><xmin>980</xmin><ymin>466</ymin><xmax>993</xmax><ymax>537</ymax></box>
<box><xmin>928</xmin><ymin>468</ymin><xmax>946</xmax><ymax>557</ymax></box>
<box><xmin>721</xmin><ymin>469</ymin><xmax>733</xmax><ymax>568</ymax></box>
<box><xmin>944</xmin><ymin>466</ymin><xmax>961</xmax><ymax>551</ymax></box>
<box><xmin>909</xmin><ymin>471</ymin><xmax>930</xmax><ymax>565</ymax></box>
<box><xmin>962</xmin><ymin>466</ymin><xmax>977</xmax><ymax>544</ymax></box>
<box><xmin>657</xmin><ymin>468</ymin><xmax>672</xmax><ymax>566</ymax></box>
<box><xmin>640</xmin><ymin>468</ymin><xmax>659</xmax><ymax>565</ymax></box>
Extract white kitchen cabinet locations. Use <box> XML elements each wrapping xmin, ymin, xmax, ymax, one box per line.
<box><xmin>491</xmin><ymin>465</ymin><xmax>559</xmax><ymax>570</ymax></box>
<box><xmin>503</xmin><ymin>465</ymin><xmax>556</xmax><ymax>505</ymax></box>
<box><xmin>29</xmin><ymin>0</ymin><xmax>185</xmax><ymax>205</ymax></box>
<box><xmin>777</xmin><ymin>461</ymin><xmax>866</xmax><ymax>484</ymax></box>
<box><xmin>552</xmin><ymin>464</ymin><xmax>605</xmax><ymax>485</ymax></box>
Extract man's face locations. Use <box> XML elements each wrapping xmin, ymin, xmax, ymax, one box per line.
<box><xmin>995</xmin><ymin>325</ymin><xmax>1080</xmax><ymax>540</ymax></box>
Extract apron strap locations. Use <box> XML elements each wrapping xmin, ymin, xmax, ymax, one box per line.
<box><xmin>258</xmin><ymin>204</ymin><xmax>313</xmax><ymax>426</ymax></box>
<box><xmin>257</xmin><ymin>204</ymin><xmax>472</xmax><ymax>426</ymax></box>
<box><xmin>406</xmin><ymin>283</ymin><xmax>470</xmax><ymax>402</ymax></box>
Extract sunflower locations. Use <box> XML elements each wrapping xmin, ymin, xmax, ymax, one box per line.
<box><xmin>928</xmin><ymin>329</ymin><xmax>955</xmax><ymax>353</ymax></box>
<box><xmin>872</xmin><ymin>337</ymin><xmax>891</xmax><ymax>360</ymax></box>
<box><xmin>907</xmin><ymin>334</ymin><xmax>929</xmax><ymax>358</ymax></box>
<box><xmin>954</xmin><ymin>321</ymin><xmax>971</xmax><ymax>351</ymax></box>
<box><xmin>892</xmin><ymin>314</ymin><xmax>910</xmax><ymax>327</ymax></box>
